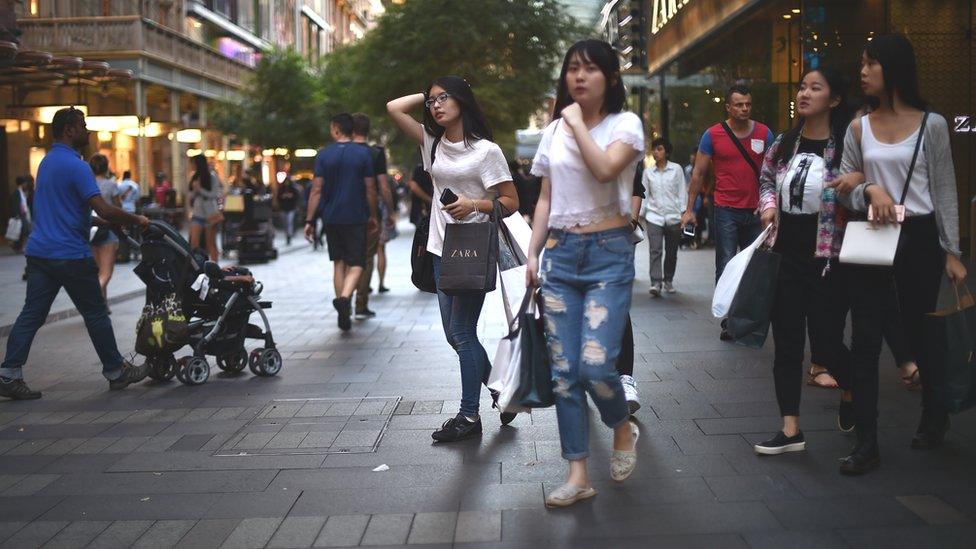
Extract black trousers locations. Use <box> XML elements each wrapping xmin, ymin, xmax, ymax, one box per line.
<box><xmin>615</xmin><ymin>315</ymin><xmax>634</xmax><ymax>377</ymax></box>
<box><xmin>846</xmin><ymin>215</ymin><xmax>944</xmax><ymax>433</ymax></box>
<box><xmin>770</xmin><ymin>214</ymin><xmax>851</xmax><ymax>417</ymax></box>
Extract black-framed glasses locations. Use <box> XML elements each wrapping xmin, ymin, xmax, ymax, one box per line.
<box><xmin>425</xmin><ymin>92</ymin><xmax>451</xmax><ymax>109</ymax></box>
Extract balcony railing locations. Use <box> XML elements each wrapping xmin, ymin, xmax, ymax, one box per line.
<box><xmin>18</xmin><ymin>16</ymin><xmax>252</xmax><ymax>88</ymax></box>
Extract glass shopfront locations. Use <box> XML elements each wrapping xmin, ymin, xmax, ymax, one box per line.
<box><xmin>645</xmin><ymin>0</ymin><xmax>974</xmax><ymax>249</ymax></box>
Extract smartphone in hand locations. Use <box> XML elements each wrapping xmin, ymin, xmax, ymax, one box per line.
<box><xmin>682</xmin><ymin>224</ymin><xmax>696</xmax><ymax>238</ymax></box>
<box><xmin>439</xmin><ymin>188</ymin><xmax>459</xmax><ymax>206</ymax></box>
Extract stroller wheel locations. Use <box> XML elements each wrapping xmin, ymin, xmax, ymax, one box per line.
<box><xmin>248</xmin><ymin>348</ymin><xmax>264</xmax><ymax>376</ymax></box>
<box><xmin>217</xmin><ymin>348</ymin><xmax>247</xmax><ymax>373</ymax></box>
<box><xmin>257</xmin><ymin>349</ymin><xmax>282</xmax><ymax>377</ymax></box>
<box><xmin>148</xmin><ymin>354</ymin><xmax>177</xmax><ymax>381</ymax></box>
<box><xmin>181</xmin><ymin>357</ymin><xmax>210</xmax><ymax>385</ymax></box>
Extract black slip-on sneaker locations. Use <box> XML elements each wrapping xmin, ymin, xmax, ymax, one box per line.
<box><xmin>754</xmin><ymin>431</ymin><xmax>806</xmax><ymax>455</ymax></box>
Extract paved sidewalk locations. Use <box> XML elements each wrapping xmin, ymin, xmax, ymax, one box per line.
<box><xmin>0</xmin><ymin>221</ymin><xmax>973</xmax><ymax>548</ymax></box>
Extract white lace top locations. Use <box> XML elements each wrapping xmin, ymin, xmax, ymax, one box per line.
<box><xmin>531</xmin><ymin>112</ymin><xmax>644</xmax><ymax>229</ymax></box>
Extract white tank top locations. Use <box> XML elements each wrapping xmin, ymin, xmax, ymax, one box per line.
<box><xmin>860</xmin><ymin>114</ymin><xmax>933</xmax><ymax>215</ymax></box>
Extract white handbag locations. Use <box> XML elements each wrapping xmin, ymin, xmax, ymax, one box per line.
<box><xmin>838</xmin><ymin>111</ymin><xmax>928</xmax><ymax>267</ymax></box>
<box><xmin>838</xmin><ymin>222</ymin><xmax>902</xmax><ymax>266</ymax></box>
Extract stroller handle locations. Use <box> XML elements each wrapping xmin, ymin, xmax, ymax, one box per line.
<box><xmin>111</xmin><ymin>225</ymin><xmax>141</xmax><ymax>248</ymax></box>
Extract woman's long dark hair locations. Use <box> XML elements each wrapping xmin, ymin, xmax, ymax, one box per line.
<box><xmin>863</xmin><ymin>34</ymin><xmax>928</xmax><ymax>111</ymax></box>
<box><xmin>771</xmin><ymin>67</ymin><xmax>854</xmax><ymax>170</ymax></box>
<box><xmin>422</xmin><ymin>75</ymin><xmax>493</xmax><ymax>145</ymax></box>
<box><xmin>553</xmin><ymin>40</ymin><xmax>626</xmax><ymax>119</ymax></box>
<box><xmin>191</xmin><ymin>153</ymin><xmax>212</xmax><ymax>191</ymax></box>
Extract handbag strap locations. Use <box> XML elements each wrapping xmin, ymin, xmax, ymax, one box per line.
<box><xmin>721</xmin><ymin>121</ymin><xmax>761</xmax><ymax>179</ymax></box>
<box><xmin>504</xmin><ymin>287</ymin><xmax>537</xmax><ymax>340</ymax></box>
<box><xmin>898</xmin><ymin>111</ymin><xmax>930</xmax><ymax>206</ymax></box>
<box><xmin>951</xmin><ymin>283</ymin><xmax>974</xmax><ymax>311</ymax></box>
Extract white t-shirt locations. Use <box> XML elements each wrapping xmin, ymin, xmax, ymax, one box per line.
<box><xmin>777</xmin><ymin>152</ymin><xmax>826</xmax><ymax>214</ymax></box>
<box><xmin>861</xmin><ymin>114</ymin><xmax>933</xmax><ymax>215</ymax></box>
<box><xmin>420</xmin><ymin>125</ymin><xmax>511</xmax><ymax>256</ymax></box>
<box><xmin>531</xmin><ymin>112</ymin><xmax>644</xmax><ymax>229</ymax></box>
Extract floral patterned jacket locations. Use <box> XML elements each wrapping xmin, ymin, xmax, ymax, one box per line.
<box><xmin>758</xmin><ymin>133</ymin><xmax>848</xmax><ymax>260</ymax></box>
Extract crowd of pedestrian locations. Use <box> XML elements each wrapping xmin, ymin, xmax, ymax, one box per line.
<box><xmin>0</xmin><ymin>30</ymin><xmax>969</xmax><ymax>512</ymax></box>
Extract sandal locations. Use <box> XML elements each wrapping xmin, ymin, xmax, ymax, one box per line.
<box><xmin>545</xmin><ymin>483</ymin><xmax>597</xmax><ymax>508</ymax></box>
<box><xmin>807</xmin><ymin>365</ymin><xmax>839</xmax><ymax>389</ymax></box>
<box><xmin>610</xmin><ymin>422</ymin><xmax>639</xmax><ymax>482</ymax></box>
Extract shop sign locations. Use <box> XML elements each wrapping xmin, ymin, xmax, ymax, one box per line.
<box><xmin>955</xmin><ymin>115</ymin><xmax>974</xmax><ymax>133</ymax></box>
<box><xmin>651</xmin><ymin>0</ymin><xmax>695</xmax><ymax>35</ymax></box>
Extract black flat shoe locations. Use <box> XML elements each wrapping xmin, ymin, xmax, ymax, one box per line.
<box><xmin>911</xmin><ymin>410</ymin><xmax>949</xmax><ymax>450</ymax></box>
<box><xmin>432</xmin><ymin>414</ymin><xmax>482</xmax><ymax>442</ymax></box>
<box><xmin>490</xmin><ymin>389</ymin><xmax>518</xmax><ymax>426</ymax></box>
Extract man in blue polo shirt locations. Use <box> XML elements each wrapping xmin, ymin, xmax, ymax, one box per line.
<box><xmin>304</xmin><ymin>113</ymin><xmax>378</xmax><ymax>332</ymax></box>
<box><xmin>0</xmin><ymin>108</ymin><xmax>151</xmax><ymax>400</ymax></box>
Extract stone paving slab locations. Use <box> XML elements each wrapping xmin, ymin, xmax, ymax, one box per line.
<box><xmin>0</xmin><ymin>220</ymin><xmax>972</xmax><ymax>547</ymax></box>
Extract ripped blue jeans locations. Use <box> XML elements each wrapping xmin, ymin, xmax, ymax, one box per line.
<box><xmin>540</xmin><ymin>227</ymin><xmax>634</xmax><ymax>460</ymax></box>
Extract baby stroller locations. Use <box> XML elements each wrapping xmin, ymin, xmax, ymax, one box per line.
<box><xmin>128</xmin><ymin>221</ymin><xmax>282</xmax><ymax>385</ymax></box>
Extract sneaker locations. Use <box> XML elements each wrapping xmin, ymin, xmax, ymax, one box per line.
<box><xmin>838</xmin><ymin>400</ymin><xmax>855</xmax><ymax>432</ymax></box>
<box><xmin>355</xmin><ymin>308</ymin><xmax>377</xmax><ymax>320</ymax></box>
<box><xmin>663</xmin><ymin>281</ymin><xmax>676</xmax><ymax>294</ymax></box>
<box><xmin>620</xmin><ymin>375</ymin><xmax>641</xmax><ymax>414</ymax></box>
<box><xmin>378</xmin><ymin>286</ymin><xmax>391</xmax><ymax>294</ymax></box>
<box><xmin>108</xmin><ymin>361</ymin><xmax>149</xmax><ymax>391</ymax></box>
<box><xmin>649</xmin><ymin>283</ymin><xmax>661</xmax><ymax>297</ymax></box>
<box><xmin>0</xmin><ymin>378</ymin><xmax>42</xmax><ymax>400</ymax></box>
<box><xmin>431</xmin><ymin>414</ymin><xmax>483</xmax><ymax>442</ymax></box>
<box><xmin>333</xmin><ymin>297</ymin><xmax>352</xmax><ymax>331</ymax></box>
<box><xmin>754</xmin><ymin>430</ymin><xmax>806</xmax><ymax>455</ymax></box>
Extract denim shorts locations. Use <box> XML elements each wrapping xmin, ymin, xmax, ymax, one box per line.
<box><xmin>190</xmin><ymin>215</ymin><xmax>207</xmax><ymax>227</ymax></box>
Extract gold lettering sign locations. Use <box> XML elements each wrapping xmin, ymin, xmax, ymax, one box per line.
<box><xmin>651</xmin><ymin>0</ymin><xmax>693</xmax><ymax>35</ymax></box>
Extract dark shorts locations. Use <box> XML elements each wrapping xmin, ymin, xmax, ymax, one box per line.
<box><xmin>324</xmin><ymin>223</ymin><xmax>367</xmax><ymax>267</ymax></box>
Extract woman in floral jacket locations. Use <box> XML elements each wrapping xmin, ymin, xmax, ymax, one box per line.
<box><xmin>752</xmin><ymin>67</ymin><xmax>857</xmax><ymax>456</ymax></box>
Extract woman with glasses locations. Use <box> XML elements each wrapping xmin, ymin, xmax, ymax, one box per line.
<box><xmin>525</xmin><ymin>40</ymin><xmax>644</xmax><ymax>507</ymax></box>
<box><xmin>387</xmin><ymin>77</ymin><xmax>519</xmax><ymax>442</ymax></box>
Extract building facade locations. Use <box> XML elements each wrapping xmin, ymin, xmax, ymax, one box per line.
<box><xmin>633</xmin><ymin>0</ymin><xmax>974</xmax><ymax>252</ymax></box>
<box><xmin>2</xmin><ymin>0</ymin><xmax>379</xmax><ymax>224</ymax></box>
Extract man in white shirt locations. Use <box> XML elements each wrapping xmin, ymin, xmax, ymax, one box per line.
<box><xmin>642</xmin><ymin>137</ymin><xmax>687</xmax><ymax>296</ymax></box>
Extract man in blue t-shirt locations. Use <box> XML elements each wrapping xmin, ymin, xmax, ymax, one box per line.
<box><xmin>0</xmin><ymin>108</ymin><xmax>151</xmax><ymax>400</ymax></box>
<box><xmin>304</xmin><ymin>113</ymin><xmax>378</xmax><ymax>332</ymax></box>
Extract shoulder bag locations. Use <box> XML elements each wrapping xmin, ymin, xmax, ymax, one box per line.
<box><xmin>839</xmin><ymin>111</ymin><xmax>929</xmax><ymax>266</ymax></box>
<box><xmin>410</xmin><ymin>136</ymin><xmax>440</xmax><ymax>293</ymax></box>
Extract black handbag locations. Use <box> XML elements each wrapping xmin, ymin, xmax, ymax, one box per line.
<box><xmin>410</xmin><ymin>137</ymin><xmax>441</xmax><ymax>294</ymax></box>
<box><xmin>410</xmin><ymin>214</ymin><xmax>436</xmax><ymax>293</ymax></box>
<box><xmin>437</xmin><ymin>200</ymin><xmax>502</xmax><ymax>295</ymax></box>
<box><xmin>726</xmin><ymin>247</ymin><xmax>781</xmax><ymax>349</ymax></box>
<box><xmin>921</xmin><ymin>286</ymin><xmax>976</xmax><ymax>413</ymax></box>
<box><xmin>511</xmin><ymin>289</ymin><xmax>553</xmax><ymax>408</ymax></box>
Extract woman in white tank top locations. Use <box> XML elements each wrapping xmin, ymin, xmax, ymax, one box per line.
<box><xmin>836</xmin><ymin>34</ymin><xmax>965</xmax><ymax>475</ymax></box>
<box><xmin>526</xmin><ymin>40</ymin><xmax>644</xmax><ymax>508</ymax></box>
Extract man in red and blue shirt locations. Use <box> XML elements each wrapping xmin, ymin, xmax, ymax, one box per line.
<box><xmin>682</xmin><ymin>85</ymin><xmax>774</xmax><ymax>339</ymax></box>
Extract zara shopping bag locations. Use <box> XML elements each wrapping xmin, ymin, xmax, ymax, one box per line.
<box><xmin>712</xmin><ymin>225</ymin><xmax>774</xmax><ymax>318</ymax></box>
<box><xmin>921</xmin><ymin>286</ymin><xmax>976</xmax><ymax>413</ymax></box>
<box><xmin>438</xmin><ymin>201</ymin><xmax>501</xmax><ymax>295</ymax></box>
<box><xmin>725</xmin><ymin>247</ymin><xmax>781</xmax><ymax>349</ymax></box>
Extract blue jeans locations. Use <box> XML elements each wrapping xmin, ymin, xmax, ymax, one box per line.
<box><xmin>540</xmin><ymin>227</ymin><xmax>633</xmax><ymax>460</ymax></box>
<box><xmin>713</xmin><ymin>205</ymin><xmax>762</xmax><ymax>283</ymax></box>
<box><xmin>0</xmin><ymin>257</ymin><xmax>125</xmax><ymax>381</ymax></box>
<box><xmin>432</xmin><ymin>256</ymin><xmax>491</xmax><ymax>416</ymax></box>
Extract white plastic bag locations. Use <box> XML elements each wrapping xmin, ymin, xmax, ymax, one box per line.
<box><xmin>5</xmin><ymin>217</ymin><xmax>22</xmax><ymax>242</ymax></box>
<box><xmin>488</xmin><ymin>284</ymin><xmax>534</xmax><ymax>415</ymax></box>
<box><xmin>712</xmin><ymin>225</ymin><xmax>773</xmax><ymax>318</ymax></box>
<box><xmin>498</xmin><ymin>212</ymin><xmax>532</xmax><ymax>325</ymax></box>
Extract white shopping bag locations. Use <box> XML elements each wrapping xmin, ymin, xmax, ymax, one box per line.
<box><xmin>488</xmin><ymin>292</ymin><xmax>535</xmax><ymax>415</ymax></box>
<box><xmin>712</xmin><ymin>225</ymin><xmax>773</xmax><ymax>318</ymax></box>
<box><xmin>498</xmin><ymin>212</ymin><xmax>533</xmax><ymax>324</ymax></box>
<box><xmin>5</xmin><ymin>217</ymin><xmax>22</xmax><ymax>242</ymax></box>
<box><xmin>502</xmin><ymin>213</ymin><xmax>532</xmax><ymax>255</ymax></box>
